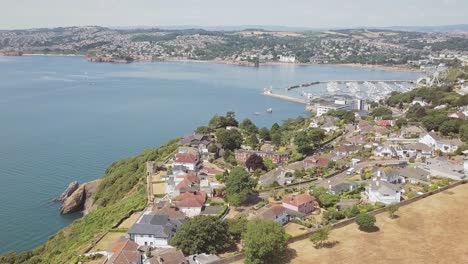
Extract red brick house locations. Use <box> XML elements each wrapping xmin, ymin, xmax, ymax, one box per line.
<box><xmin>282</xmin><ymin>193</ymin><xmax>317</xmax><ymax>214</ymax></box>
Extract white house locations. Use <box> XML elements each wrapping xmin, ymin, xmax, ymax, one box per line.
<box><xmin>278</xmin><ymin>55</ymin><xmax>296</xmax><ymax>63</ymax></box>
<box><xmin>255</xmin><ymin>205</ymin><xmax>289</xmax><ymax>225</ymax></box>
<box><xmin>412</xmin><ymin>97</ymin><xmax>427</xmax><ymax>106</ymax></box>
<box><xmin>173</xmin><ymin>152</ymin><xmax>200</xmax><ymax>171</ymax></box>
<box><xmin>366</xmin><ymin>178</ymin><xmax>401</xmax><ymax>205</ymax></box>
<box><xmin>128</xmin><ymin>213</ymin><xmax>184</xmax><ymax>247</ymax></box>
<box><xmin>419</xmin><ymin>132</ymin><xmax>463</xmax><ymax>153</ymax></box>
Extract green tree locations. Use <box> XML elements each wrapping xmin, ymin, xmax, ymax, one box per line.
<box><xmin>371</xmin><ymin>107</ymin><xmax>392</xmax><ymax>117</ymax></box>
<box><xmin>310</xmin><ymin>225</ymin><xmax>332</xmax><ymax>248</ymax></box>
<box><xmin>195</xmin><ymin>126</ymin><xmax>213</xmax><ymax>134</ymax></box>
<box><xmin>225</xmin><ymin>167</ymin><xmax>254</xmax><ymax>206</ymax></box>
<box><xmin>395</xmin><ymin>118</ymin><xmax>408</xmax><ymax>129</ymax></box>
<box><xmin>460</xmin><ymin>124</ymin><xmax>468</xmax><ymax>142</ymax></box>
<box><xmin>244</xmin><ymin>219</ymin><xmax>288</xmax><ymax>264</ymax></box>
<box><xmin>215</xmin><ymin>128</ymin><xmax>243</xmax><ymax>151</ymax></box>
<box><xmin>245</xmin><ymin>154</ymin><xmax>265</xmax><ymax>172</ymax></box>
<box><xmin>239</xmin><ymin>118</ymin><xmax>259</xmax><ymax>135</ymax></box>
<box><xmin>209</xmin><ymin>115</ymin><xmax>228</xmax><ymax>129</ymax></box>
<box><xmin>294</xmin><ymin>131</ymin><xmax>312</xmax><ymax>155</ymax></box>
<box><xmin>270</xmin><ymin>123</ymin><xmax>281</xmax><ymax>134</ymax></box>
<box><xmin>225</xmin><ymin>111</ymin><xmax>239</xmax><ymax>127</ymax></box>
<box><xmin>171</xmin><ymin>215</ymin><xmax>232</xmax><ymax>255</ymax></box>
<box><xmin>271</xmin><ymin>132</ymin><xmax>282</xmax><ymax>147</ymax></box>
<box><xmin>263</xmin><ymin>158</ymin><xmax>276</xmax><ymax>171</ymax></box>
<box><xmin>258</xmin><ymin>127</ymin><xmax>271</xmax><ymax>141</ymax></box>
<box><xmin>226</xmin><ymin>216</ymin><xmax>248</xmax><ymax>241</ymax></box>
<box><xmin>387</xmin><ymin>204</ymin><xmax>399</xmax><ymax>219</ymax></box>
<box><xmin>356</xmin><ymin>212</ymin><xmax>376</xmax><ymax>230</ymax></box>
<box><xmin>246</xmin><ymin>134</ymin><xmax>260</xmax><ymax>149</ymax></box>
<box><xmin>439</xmin><ymin>119</ymin><xmax>462</xmax><ymax>136</ymax></box>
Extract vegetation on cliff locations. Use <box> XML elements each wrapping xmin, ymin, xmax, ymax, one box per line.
<box><xmin>0</xmin><ymin>139</ymin><xmax>179</xmax><ymax>264</ymax></box>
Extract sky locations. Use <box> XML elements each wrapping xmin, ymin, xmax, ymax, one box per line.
<box><xmin>1</xmin><ymin>0</ymin><xmax>467</xmax><ymax>30</ymax></box>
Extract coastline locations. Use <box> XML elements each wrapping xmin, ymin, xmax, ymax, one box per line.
<box><xmin>7</xmin><ymin>53</ymin><xmax>423</xmax><ymax>72</ymax></box>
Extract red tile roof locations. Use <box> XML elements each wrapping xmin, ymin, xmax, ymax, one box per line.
<box><xmin>174</xmin><ymin>153</ymin><xmax>198</xmax><ymax>164</ymax></box>
<box><xmin>174</xmin><ymin>191</ymin><xmax>206</xmax><ymax>208</ymax></box>
<box><xmin>257</xmin><ymin>205</ymin><xmax>287</xmax><ymax>220</ymax></box>
<box><xmin>282</xmin><ymin>193</ymin><xmax>315</xmax><ymax>207</ymax></box>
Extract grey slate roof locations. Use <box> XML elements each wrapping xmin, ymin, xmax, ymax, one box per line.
<box><xmin>369</xmin><ymin>180</ymin><xmax>400</xmax><ymax>196</ymax></box>
<box><xmin>128</xmin><ymin>214</ymin><xmax>184</xmax><ymax>239</ymax></box>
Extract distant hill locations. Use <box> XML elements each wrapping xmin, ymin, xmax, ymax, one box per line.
<box><xmin>112</xmin><ymin>24</ymin><xmax>468</xmax><ymax>33</ymax></box>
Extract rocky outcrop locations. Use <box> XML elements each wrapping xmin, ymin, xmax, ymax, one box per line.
<box><xmin>54</xmin><ymin>181</ymin><xmax>79</xmax><ymax>202</ymax></box>
<box><xmin>58</xmin><ymin>180</ymin><xmax>101</xmax><ymax>215</ymax></box>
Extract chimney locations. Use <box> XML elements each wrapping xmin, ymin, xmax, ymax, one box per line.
<box><xmin>377</xmin><ymin>171</ymin><xmax>381</xmax><ymax>177</ymax></box>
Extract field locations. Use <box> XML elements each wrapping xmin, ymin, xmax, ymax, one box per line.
<box><xmin>232</xmin><ymin>183</ymin><xmax>468</xmax><ymax>264</ymax></box>
<box><xmin>287</xmin><ymin>183</ymin><xmax>468</xmax><ymax>264</ymax></box>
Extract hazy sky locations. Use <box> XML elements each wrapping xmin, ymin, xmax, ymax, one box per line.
<box><xmin>1</xmin><ymin>0</ymin><xmax>467</xmax><ymax>29</ymax></box>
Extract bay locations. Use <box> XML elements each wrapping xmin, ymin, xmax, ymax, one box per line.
<box><xmin>0</xmin><ymin>56</ymin><xmax>421</xmax><ymax>253</ymax></box>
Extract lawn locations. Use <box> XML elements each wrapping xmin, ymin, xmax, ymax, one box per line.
<box><xmin>90</xmin><ymin>232</ymin><xmax>126</xmax><ymax>252</ymax></box>
<box><xmin>284</xmin><ymin>223</ymin><xmax>309</xmax><ymax>237</ymax></box>
<box><xmin>117</xmin><ymin>211</ymin><xmax>143</xmax><ymax>229</ymax></box>
<box><xmin>286</xmin><ymin>183</ymin><xmax>468</xmax><ymax>264</ymax></box>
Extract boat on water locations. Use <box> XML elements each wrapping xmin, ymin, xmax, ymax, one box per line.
<box><xmin>254</xmin><ymin>112</ymin><xmax>261</xmax><ymax>116</ymax></box>
<box><xmin>266</xmin><ymin>108</ymin><xmax>273</xmax><ymax>113</ymax></box>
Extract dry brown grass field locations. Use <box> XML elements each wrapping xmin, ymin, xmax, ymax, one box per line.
<box><xmin>234</xmin><ymin>183</ymin><xmax>468</xmax><ymax>264</ymax></box>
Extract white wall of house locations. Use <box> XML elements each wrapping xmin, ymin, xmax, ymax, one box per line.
<box><xmin>173</xmin><ymin>162</ymin><xmax>197</xmax><ymax>171</ymax></box>
<box><xmin>131</xmin><ymin>234</ymin><xmax>170</xmax><ymax>248</ymax></box>
<box><xmin>180</xmin><ymin>207</ymin><xmax>202</xmax><ymax>217</ymax></box>
<box><xmin>282</xmin><ymin>203</ymin><xmax>299</xmax><ymax>212</ymax></box>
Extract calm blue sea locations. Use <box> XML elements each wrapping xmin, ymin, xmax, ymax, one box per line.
<box><xmin>0</xmin><ymin>56</ymin><xmax>421</xmax><ymax>253</ymax></box>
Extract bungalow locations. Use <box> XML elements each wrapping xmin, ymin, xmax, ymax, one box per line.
<box><xmin>173</xmin><ymin>191</ymin><xmax>206</xmax><ymax>217</ymax></box>
<box><xmin>373</xmin><ymin>169</ymin><xmax>404</xmax><ymax>184</ymax></box>
<box><xmin>374</xmin><ymin>144</ymin><xmax>397</xmax><ymax>158</ymax></box>
<box><xmin>235</xmin><ymin>149</ymin><xmax>289</xmax><ymax>164</ymax></box>
<box><xmin>419</xmin><ymin>132</ymin><xmax>463</xmax><ymax>153</ymax></box>
<box><xmin>303</xmin><ymin>155</ymin><xmax>330</xmax><ymax>168</ymax></box>
<box><xmin>282</xmin><ymin>193</ymin><xmax>317</xmax><ymax>214</ymax></box>
<box><xmin>148</xmin><ymin>248</ymin><xmax>187</xmax><ymax>264</ymax></box>
<box><xmin>255</xmin><ymin>205</ymin><xmax>289</xmax><ymax>225</ymax></box>
<box><xmin>366</xmin><ymin>178</ymin><xmax>401</xmax><ymax>205</ymax></box>
<box><xmin>109</xmin><ymin>237</ymin><xmax>144</xmax><ymax>264</ymax></box>
<box><xmin>128</xmin><ymin>213</ymin><xmax>184</xmax><ymax>247</ymax></box>
<box><xmin>397</xmin><ymin>167</ymin><xmax>431</xmax><ymax>184</ymax></box>
<box><xmin>405</xmin><ymin>143</ymin><xmax>433</xmax><ymax>157</ymax></box>
<box><xmin>329</xmin><ymin>182</ymin><xmax>358</xmax><ymax>195</ymax></box>
<box><xmin>258</xmin><ymin>168</ymin><xmax>294</xmax><ymax>187</ymax></box>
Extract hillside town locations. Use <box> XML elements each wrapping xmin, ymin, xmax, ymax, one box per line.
<box><xmin>1</xmin><ymin>27</ymin><xmax>468</xmax><ymax>67</ymax></box>
<box><xmin>68</xmin><ymin>65</ymin><xmax>468</xmax><ymax>264</ymax></box>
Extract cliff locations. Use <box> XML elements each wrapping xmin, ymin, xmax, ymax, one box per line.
<box><xmin>59</xmin><ymin>180</ymin><xmax>101</xmax><ymax>215</ymax></box>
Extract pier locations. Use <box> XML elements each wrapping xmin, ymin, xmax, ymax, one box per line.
<box><xmin>286</xmin><ymin>79</ymin><xmax>414</xmax><ymax>90</ymax></box>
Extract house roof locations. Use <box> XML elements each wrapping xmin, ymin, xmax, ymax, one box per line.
<box><xmin>153</xmin><ymin>204</ymin><xmax>186</xmax><ymax>219</ymax></box>
<box><xmin>330</xmin><ymin>182</ymin><xmax>358</xmax><ymax>194</ymax></box>
<box><xmin>109</xmin><ymin>237</ymin><xmax>142</xmax><ymax>264</ymax></box>
<box><xmin>427</xmin><ymin>132</ymin><xmax>463</xmax><ymax>146</ymax></box>
<box><xmin>148</xmin><ymin>249</ymin><xmax>186</xmax><ymax>264</ymax></box>
<box><xmin>304</xmin><ymin>155</ymin><xmax>330</xmax><ymax>167</ymax></box>
<box><xmin>175</xmin><ymin>153</ymin><xmax>198</xmax><ymax>164</ymax></box>
<box><xmin>282</xmin><ymin>193</ymin><xmax>315</xmax><ymax>207</ymax></box>
<box><xmin>397</xmin><ymin>167</ymin><xmax>430</xmax><ymax>181</ymax></box>
<box><xmin>128</xmin><ymin>214</ymin><xmax>184</xmax><ymax>238</ymax></box>
<box><xmin>377</xmin><ymin>120</ymin><xmax>392</xmax><ymax>127</ymax></box>
<box><xmin>369</xmin><ymin>180</ymin><xmax>400</xmax><ymax>196</ymax></box>
<box><xmin>174</xmin><ymin>191</ymin><xmax>206</xmax><ymax>208</ymax></box>
<box><xmin>256</xmin><ymin>205</ymin><xmax>287</xmax><ymax>220</ymax></box>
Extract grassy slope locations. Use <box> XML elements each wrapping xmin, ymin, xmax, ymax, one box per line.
<box><xmin>0</xmin><ymin>139</ymin><xmax>179</xmax><ymax>264</ymax></box>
